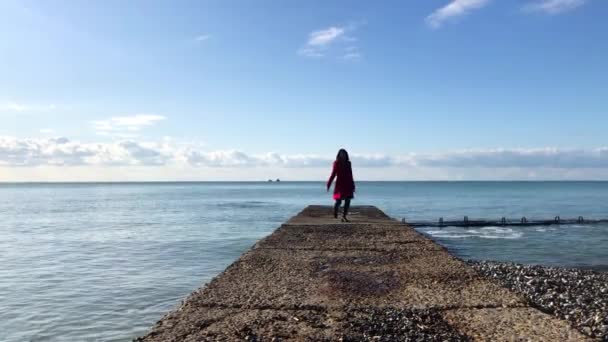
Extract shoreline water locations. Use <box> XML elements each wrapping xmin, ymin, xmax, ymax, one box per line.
<box><xmin>429</xmin><ymin>242</ymin><xmax>608</xmax><ymax>273</ymax></box>
<box><xmin>414</xmin><ymin>226</ymin><xmax>608</xmax><ymax>272</ymax></box>
<box><xmin>414</xmin><ymin>227</ymin><xmax>608</xmax><ymax>340</ymax></box>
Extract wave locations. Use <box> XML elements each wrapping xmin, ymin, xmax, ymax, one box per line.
<box><xmin>426</xmin><ymin>226</ymin><xmax>523</xmax><ymax>240</ymax></box>
<box><xmin>212</xmin><ymin>201</ymin><xmax>276</xmax><ymax>209</ymax></box>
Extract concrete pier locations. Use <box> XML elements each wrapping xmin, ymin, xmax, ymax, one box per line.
<box><xmin>137</xmin><ymin>206</ymin><xmax>589</xmax><ymax>341</ymax></box>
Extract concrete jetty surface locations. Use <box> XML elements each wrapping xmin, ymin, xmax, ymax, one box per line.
<box><xmin>137</xmin><ymin>206</ymin><xmax>589</xmax><ymax>341</ymax></box>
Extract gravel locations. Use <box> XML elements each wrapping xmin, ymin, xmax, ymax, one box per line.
<box><xmin>470</xmin><ymin>261</ymin><xmax>608</xmax><ymax>341</ymax></box>
<box><xmin>342</xmin><ymin>307</ymin><xmax>471</xmax><ymax>341</ymax></box>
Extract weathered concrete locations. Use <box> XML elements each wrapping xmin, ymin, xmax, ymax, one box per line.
<box><xmin>137</xmin><ymin>205</ymin><xmax>590</xmax><ymax>341</ymax></box>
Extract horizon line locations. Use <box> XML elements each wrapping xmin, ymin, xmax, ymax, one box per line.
<box><xmin>2</xmin><ymin>180</ymin><xmax>608</xmax><ymax>184</ymax></box>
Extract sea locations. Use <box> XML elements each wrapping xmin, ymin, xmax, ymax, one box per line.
<box><xmin>1</xmin><ymin>181</ymin><xmax>607</xmax><ymax>341</ymax></box>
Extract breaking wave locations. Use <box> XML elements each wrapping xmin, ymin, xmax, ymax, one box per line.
<box><xmin>425</xmin><ymin>226</ymin><xmax>524</xmax><ymax>240</ymax></box>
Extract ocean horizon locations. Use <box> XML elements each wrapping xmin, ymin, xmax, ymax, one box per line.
<box><xmin>3</xmin><ymin>180</ymin><xmax>608</xmax><ymax>183</ymax></box>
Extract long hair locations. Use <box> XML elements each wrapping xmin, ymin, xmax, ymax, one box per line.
<box><xmin>336</xmin><ymin>149</ymin><xmax>350</xmax><ymax>164</ymax></box>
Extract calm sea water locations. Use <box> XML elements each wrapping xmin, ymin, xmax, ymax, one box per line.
<box><xmin>1</xmin><ymin>181</ymin><xmax>607</xmax><ymax>341</ymax></box>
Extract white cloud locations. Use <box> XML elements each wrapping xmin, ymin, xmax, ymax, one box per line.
<box><xmin>523</xmin><ymin>0</ymin><xmax>586</xmax><ymax>14</ymax></box>
<box><xmin>426</xmin><ymin>0</ymin><xmax>490</xmax><ymax>29</ymax></box>
<box><xmin>0</xmin><ymin>136</ymin><xmax>171</xmax><ymax>167</ymax></box>
<box><xmin>342</xmin><ymin>52</ymin><xmax>362</xmax><ymax>61</ymax></box>
<box><xmin>0</xmin><ymin>102</ymin><xmax>57</xmax><ymax>112</ymax></box>
<box><xmin>194</xmin><ymin>34</ymin><xmax>211</xmax><ymax>42</ymax></box>
<box><xmin>92</xmin><ymin>114</ymin><xmax>166</xmax><ymax>135</ymax></box>
<box><xmin>2</xmin><ymin>136</ymin><xmax>608</xmax><ymax>173</ymax></box>
<box><xmin>185</xmin><ymin>150</ymin><xmax>261</xmax><ymax>167</ymax></box>
<box><xmin>298</xmin><ymin>47</ymin><xmax>325</xmax><ymax>58</ymax></box>
<box><xmin>39</xmin><ymin>128</ymin><xmax>54</xmax><ymax>134</ymax></box>
<box><xmin>308</xmin><ymin>27</ymin><xmax>345</xmax><ymax>46</ymax></box>
<box><xmin>298</xmin><ymin>25</ymin><xmax>361</xmax><ymax>59</ymax></box>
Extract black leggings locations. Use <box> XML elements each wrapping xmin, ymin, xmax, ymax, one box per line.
<box><xmin>334</xmin><ymin>198</ymin><xmax>351</xmax><ymax>218</ymax></box>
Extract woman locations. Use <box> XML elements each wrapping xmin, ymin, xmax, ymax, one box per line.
<box><xmin>327</xmin><ymin>149</ymin><xmax>355</xmax><ymax>222</ymax></box>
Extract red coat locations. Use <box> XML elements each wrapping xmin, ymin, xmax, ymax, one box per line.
<box><xmin>327</xmin><ymin>160</ymin><xmax>355</xmax><ymax>200</ymax></box>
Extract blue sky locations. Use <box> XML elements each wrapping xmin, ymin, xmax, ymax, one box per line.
<box><xmin>1</xmin><ymin>0</ymin><xmax>607</xmax><ymax>181</ymax></box>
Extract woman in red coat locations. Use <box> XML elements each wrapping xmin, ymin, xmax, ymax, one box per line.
<box><xmin>327</xmin><ymin>149</ymin><xmax>355</xmax><ymax>222</ymax></box>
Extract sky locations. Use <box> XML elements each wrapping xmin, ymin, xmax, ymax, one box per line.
<box><xmin>1</xmin><ymin>0</ymin><xmax>607</xmax><ymax>181</ymax></box>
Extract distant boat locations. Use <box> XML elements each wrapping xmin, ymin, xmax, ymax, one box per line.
<box><xmin>276</xmin><ymin>178</ymin><xmax>280</xmax><ymax>182</ymax></box>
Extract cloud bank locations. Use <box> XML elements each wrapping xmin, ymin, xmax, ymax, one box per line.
<box><xmin>2</xmin><ymin>136</ymin><xmax>607</xmax><ymax>170</ymax></box>
<box><xmin>0</xmin><ymin>136</ymin><xmax>170</xmax><ymax>167</ymax></box>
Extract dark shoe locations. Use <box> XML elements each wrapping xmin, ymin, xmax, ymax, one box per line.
<box><xmin>342</xmin><ymin>216</ymin><xmax>350</xmax><ymax>222</ymax></box>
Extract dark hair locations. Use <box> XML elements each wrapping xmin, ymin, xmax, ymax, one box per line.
<box><xmin>336</xmin><ymin>149</ymin><xmax>350</xmax><ymax>162</ymax></box>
